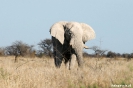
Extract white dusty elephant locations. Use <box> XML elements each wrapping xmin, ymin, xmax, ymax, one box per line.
<box><xmin>49</xmin><ymin>21</ymin><xmax>95</xmax><ymax>70</ymax></box>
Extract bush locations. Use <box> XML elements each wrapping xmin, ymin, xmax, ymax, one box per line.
<box><xmin>106</xmin><ymin>51</ymin><xmax>116</xmax><ymax>58</ymax></box>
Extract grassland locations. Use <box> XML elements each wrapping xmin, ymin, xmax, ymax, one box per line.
<box><xmin>0</xmin><ymin>56</ymin><xmax>133</xmax><ymax>88</ymax></box>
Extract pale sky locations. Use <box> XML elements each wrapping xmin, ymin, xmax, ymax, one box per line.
<box><xmin>0</xmin><ymin>0</ymin><xmax>133</xmax><ymax>54</ymax></box>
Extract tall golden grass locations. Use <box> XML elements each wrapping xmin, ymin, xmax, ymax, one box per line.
<box><xmin>0</xmin><ymin>56</ymin><xmax>133</xmax><ymax>88</ymax></box>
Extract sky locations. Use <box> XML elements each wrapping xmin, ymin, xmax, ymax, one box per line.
<box><xmin>0</xmin><ymin>0</ymin><xmax>133</xmax><ymax>54</ymax></box>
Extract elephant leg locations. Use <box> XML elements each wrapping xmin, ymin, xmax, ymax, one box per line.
<box><xmin>69</xmin><ymin>54</ymin><xmax>76</xmax><ymax>70</ymax></box>
<box><xmin>64</xmin><ymin>53</ymin><xmax>71</xmax><ymax>69</ymax></box>
<box><xmin>64</xmin><ymin>50</ymin><xmax>76</xmax><ymax>70</ymax></box>
<box><xmin>65</xmin><ymin>61</ymin><xmax>69</xmax><ymax>69</ymax></box>
<box><xmin>52</xmin><ymin>36</ymin><xmax>63</xmax><ymax>68</ymax></box>
<box><xmin>54</xmin><ymin>55</ymin><xmax>63</xmax><ymax>68</ymax></box>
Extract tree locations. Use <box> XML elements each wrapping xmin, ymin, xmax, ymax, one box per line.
<box><xmin>38</xmin><ymin>39</ymin><xmax>53</xmax><ymax>57</ymax></box>
<box><xmin>122</xmin><ymin>53</ymin><xmax>131</xmax><ymax>60</ymax></box>
<box><xmin>26</xmin><ymin>45</ymin><xmax>36</xmax><ymax>58</ymax></box>
<box><xmin>90</xmin><ymin>46</ymin><xmax>107</xmax><ymax>58</ymax></box>
<box><xmin>116</xmin><ymin>53</ymin><xmax>121</xmax><ymax>58</ymax></box>
<box><xmin>130</xmin><ymin>53</ymin><xmax>133</xmax><ymax>58</ymax></box>
<box><xmin>0</xmin><ymin>47</ymin><xmax>5</xmax><ymax>56</ymax></box>
<box><xmin>106</xmin><ymin>51</ymin><xmax>116</xmax><ymax>58</ymax></box>
<box><xmin>5</xmin><ymin>41</ymin><xmax>31</xmax><ymax>62</ymax></box>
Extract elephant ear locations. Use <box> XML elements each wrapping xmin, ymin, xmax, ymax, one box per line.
<box><xmin>80</xmin><ymin>23</ymin><xmax>96</xmax><ymax>42</ymax></box>
<box><xmin>49</xmin><ymin>21</ymin><xmax>67</xmax><ymax>44</ymax></box>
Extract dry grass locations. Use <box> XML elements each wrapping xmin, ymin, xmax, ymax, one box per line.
<box><xmin>0</xmin><ymin>56</ymin><xmax>133</xmax><ymax>88</ymax></box>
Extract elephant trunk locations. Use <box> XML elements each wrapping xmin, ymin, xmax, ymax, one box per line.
<box><xmin>75</xmin><ymin>49</ymin><xmax>83</xmax><ymax>67</ymax></box>
<box><xmin>70</xmin><ymin>39</ymin><xmax>84</xmax><ymax>67</ymax></box>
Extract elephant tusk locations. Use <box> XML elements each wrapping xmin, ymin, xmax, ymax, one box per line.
<box><xmin>83</xmin><ymin>44</ymin><xmax>89</xmax><ymax>49</ymax></box>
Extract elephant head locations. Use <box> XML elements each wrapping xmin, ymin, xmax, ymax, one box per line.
<box><xmin>50</xmin><ymin>21</ymin><xmax>95</xmax><ymax>67</ymax></box>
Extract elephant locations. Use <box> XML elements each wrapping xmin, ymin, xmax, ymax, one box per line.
<box><xmin>49</xmin><ymin>21</ymin><xmax>95</xmax><ymax>70</ymax></box>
